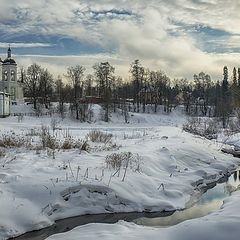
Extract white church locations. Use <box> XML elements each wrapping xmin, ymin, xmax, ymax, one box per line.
<box><xmin>0</xmin><ymin>47</ymin><xmax>24</xmax><ymax>117</ymax></box>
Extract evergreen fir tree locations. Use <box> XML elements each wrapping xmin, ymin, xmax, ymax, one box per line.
<box><xmin>233</xmin><ymin>67</ymin><xmax>237</xmax><ymax>85</ymax></box>
<box><xmin>222</xmin><ymin>66</ymin><xmax>229</xmax><ymax>96</ymax></box>
<box><xmin>238</xmin><ymin>68</ymin><xmax>240</xmax><ymax>87</ymax></box>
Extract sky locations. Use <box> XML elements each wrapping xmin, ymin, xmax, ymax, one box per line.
<box><xmin>0</xmin><ymin>0</ymin><xmax>240</xmax><ymax>81</ymax></box>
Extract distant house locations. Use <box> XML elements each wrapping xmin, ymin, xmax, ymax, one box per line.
<box><xmin>0</xmin><ymin>47</ymin><xmax>24</xmax><ymax>105</ymax></box>
<box><xmin>0</xmin><ymin>92</ymin><xmax>10</xmax><ymax>117</ymax></box>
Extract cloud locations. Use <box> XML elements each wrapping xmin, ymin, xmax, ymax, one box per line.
<box><xmin>0</xmin><ymin>42</ymin><xmax>52</xmax><ymax>48</ymax></box>
<box><xmin>12</xmin><ymin>53</ymin><xmax>130</xmax><ymax>82</ymax></box>
<box><xmin>0</xmin><ymin>0</ymin><xmax>240</xmax><ymax>81</ymax></box>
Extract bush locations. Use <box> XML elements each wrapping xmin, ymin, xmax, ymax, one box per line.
<box><xmin>61</xmin><ymin>137</ymin><xmax>77</xmax><ymax>149</ymax></box>
<box><xmin>87</xmin><ymin>130</ymin><xmax>112</xmax><ymax>144</ymax></box>
<box><xmin>0</xmin><ymin>148</ymin><xmax>5</xmax><ymax>158</ymax></box>
<box><xmin>105</xmin><ymin>152</ymin><xmax>129</xmax><ymax>169</ymax></box>
<box><xmin>183</xmin><ymin>117</ymin><xmax>218</xmax><ymax>140</ymax></box>
<box><xmin>105</xmin><ymin>152</ymin><xmax>142</xmax><ymax>172</ymax></box>
<box><xmin>40</xmin><ymin>126</ymin><xmax>58</xmax><ymax>149</ymax></box>
<box><xmin>80</xmin><ymin>140</ymin><xmax>90</xmax><ymax>152</ymax></box>
<box><xmin>61</xmin><ymin>137</ymin><xmax>89</xmax><ymax>151</ymax></box>
<box><xmin>0</xmin><ymin>133</ymin><xmax>29</xmax><ymax>148</ymax></box>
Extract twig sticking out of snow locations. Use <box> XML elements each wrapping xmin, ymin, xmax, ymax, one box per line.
<box><xmin>76</xmin><ymin>166</ymin><xmax>80</xmax><ymax>182</ymax></box>
<box><xmin>68</xmin><ymin>160</ymin><xmax>74</xmax><ymax>178</ymax></box>
<box><xmin>50</xmin><ymin>178</ymin><xmax>55</xmax><ymax>187</ymax></box>
<box><xmin>158</xmin><ymin>183</ymin><xmax>165</xmax><ymax>191</ymax></box>
<box><xmin>84</xmin><ymin>168</ymin><xmax>89</xmax><ymax>179</ymax></box>
<box><xmin>122</xmin><ymin>158</ymin><xmax>130</xmax><ymax>182</ymax></box>
<box><xmin>108</xmin><ymin>174</ymin><xmax>112</xmax><ymax>187</ymax></box>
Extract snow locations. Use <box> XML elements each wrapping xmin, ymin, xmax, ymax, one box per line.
<box><xmin>0</xmin><ymin>104</ymin><xmax>239</xmax><ymax>239</ymax></box>
<box><xmin>45</xmin><ymin>191</ymin><xmax>240</xmax><ymax>240</ymax></box>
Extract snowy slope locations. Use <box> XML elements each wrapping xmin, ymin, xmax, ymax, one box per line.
<box><xmin>0</xmin><ymin>105</ymin><xmax>239</xmax><ymax>239</ymax></box>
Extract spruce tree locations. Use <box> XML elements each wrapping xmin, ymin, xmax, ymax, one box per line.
<box><xmin>221</xmin><ymin>66</ymin><xmax>230</xmax><ymax>128</ymax></box>
<box><xmin>238</xmin><ymin>68</ymin><xmax>240</xmax><ymax>87</ymax></box>
<box><xmin>233</xmin><ymin>67</ymin><xmax>237</xmax><ymax>86</ymax></box>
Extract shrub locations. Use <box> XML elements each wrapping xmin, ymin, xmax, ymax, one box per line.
<box><xmin>80</xmin><ymin>140</ymin><xmax>90</xmax><ymax>152</ymax></box>
<box><xmin>87</xmin><ymin>130</ymin><xmax>112</xmax><ymax>144</ymax></box>
<box><xmin>0</xmin><ymin>133</ymin><xmax>28</xmax><ymax>148</ymax></box>
<box><xmin>40</xmin><ymin>126</ymin><xmax>58</xmax><ymax>149</ymax></box>
<box><xmin>183</xmin><ymin>117</ymin><xmax>218</xmax><ymax>140</ymax></box>
<box><xmin>61</xmin><ymin>137</ymin><xmax>89</xmax><ymax>152</ymax></box>
<box><xmin>105</xmin><ymin>152</ymin><xmax>129</xmax><ymax>169</ymax></box>
<box><xmin>61</xmin><ymin>137</ymin><xmax>76</xmax><ymax>149</ymax></box>
<box><xmin>105</xmin><ymin>152</ymin><xmax>142</xmax><ymax>172</ymax></box>
<box><xmin>0</xmin><ymin>148</ymin><xmax>5</xmax><ymax>158</ymax></box>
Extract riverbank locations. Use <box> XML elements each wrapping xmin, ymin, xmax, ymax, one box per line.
<box><xmin>11</xmin><ymin>167</ymin><xmax>240</xmax><ymax>240</ymax></box>
<box><xmin>44</xmin><ymin>190</ymin><xmax>240</xmax><ymax>240</ymax></box>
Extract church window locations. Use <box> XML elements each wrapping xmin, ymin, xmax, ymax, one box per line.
<box><xmin>11</xmin><ymin>70</ymin><xmax>15</xmax><ymax>81</ymax></box>
<box><xmin>4</xmin><ymin>70</ymin><xmax>8</xmax><ymax>81</ymax></box>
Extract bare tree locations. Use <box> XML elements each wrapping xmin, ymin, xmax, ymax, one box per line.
<box><xmin>93</xmin><ymin>62</ymin><xmax>115</xmax><ymax>122</ymax></box>
<box><xmin>66</xmin><ymin>65</ymin><xmax>85</xmax><ymax>120</ymax></box>
<box><xmin>39</xmin><ymin>69</ymin><xmax>53</xmax><ymax>108</ymax></box>
<box><xmin>55</xmin><ymin>76</ymin><xmax>71</xmax><ymax>118</ymax></box>
<box><xmin>23</xmin><ymin>63</ymin><xmax>42</xmax><ymax>109</ymax></box>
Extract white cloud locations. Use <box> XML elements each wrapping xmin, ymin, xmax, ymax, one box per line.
<box><xmin>0</xmin><ymin>42</ymin><xmax>52</xmax><ymax>48</ymax></box>
<box><xmin>12</xmin><ymin>53</ymin><xmax>130</xmax><ymax>82</ymax></box>
<box><xmin>0</xmin><ymin>0</ymin><xmax>240</xmax><ymax>81</ymax></box>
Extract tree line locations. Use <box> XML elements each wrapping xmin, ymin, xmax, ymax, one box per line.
<box><xmin>20</xmin><ymin>60</ymin><xmax>240</xmax><ymax>126</ymax></box>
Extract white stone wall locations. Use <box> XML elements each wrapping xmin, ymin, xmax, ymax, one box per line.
<box><xmin>0</xmin><ymin>93</ymin><xmax>10</xmax><ymax>117</ymax></box>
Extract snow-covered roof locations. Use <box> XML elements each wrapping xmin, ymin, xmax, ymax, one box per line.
<box><xmin>2</xmin><ymin>58</ymin><xmax>17</xmax><ymax>65</ymax></box>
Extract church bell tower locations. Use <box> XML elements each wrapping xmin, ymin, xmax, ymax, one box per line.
<box><xmin>0</xmin><ymin>47</ymin><xmax>23</xmax><ymax>103</ymax></box>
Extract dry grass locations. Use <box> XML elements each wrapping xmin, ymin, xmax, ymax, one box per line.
<box><xmin>61</xmin><ymin>137</ymin><xmax>90</xmax><ymax>152</ymax></box>
<box><xmin>105</xmin><ymin>152</ymin><xmax>142</xmax><ymax>172</ymax></box>
<box><xmin>0</xmin><ymin>133</ymin><xmax>30</xmax><ymax>148</ymax></box>
<box><xmin>105</xmin><ymin>152</ymin><xmax>133</xmax><ymax>169</ymax></box>
<box><xmin>0</xmin><ymin>148</ymin><xmax>5</xmax><ymax>158</ymax></box>
<box><xmin>40</xmin><ymin>126</ymin><xmax>59</xmax><ymax>149</ymax></box>
<box><xmin>87</xmin><ymin>130</ymin><xmax>112</xmax><ymax>144</ymax></box>
<box><xmin>183</xmin><ymin>117</ymin><xmax>218</xmax><ymax>140</ymax></box>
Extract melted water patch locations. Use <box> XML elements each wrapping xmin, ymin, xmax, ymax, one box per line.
<box><xmin>133</xmin><ymin>170</ymin><xmax>240</xmax><ymax>227</ymax></box>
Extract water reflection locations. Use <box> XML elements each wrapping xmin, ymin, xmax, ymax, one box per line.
<box><xmin>134</xmin><ymin>169</ymin><xmax>240</xmax><ymax>227</ymax></box>
<box><xmin>11</xmin><ymin>169</ymin><xmax>240</xmax><ymax>240</ymax></box>
<box><xmin>234</xmin><ymin>171</ymin><xmax>237</xmax><ymax>181</ymax></box>
<box><xmin>134</xmin><ymin>199</ymin><xmax>222</xmax><ymax>227</ymax></box>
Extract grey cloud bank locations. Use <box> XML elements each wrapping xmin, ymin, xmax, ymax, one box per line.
<box><xmin>0</xmin><ymin>0</ymin><xmax>239</xmax><ymax>80</ymax></box>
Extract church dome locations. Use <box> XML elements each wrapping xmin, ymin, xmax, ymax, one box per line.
<box><xmin>2</xmin><ymin>47</ymin><xmax>17</xmax><ymax>65</ymax></box>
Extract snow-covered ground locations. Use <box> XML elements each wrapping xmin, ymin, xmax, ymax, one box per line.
<box><xmin>46</xmin><ymin>190</ymin><xmax>240</xmax><ymax>240</ymax></box>
<box><xmin>0</xmin><ymin>104</ymin><xmax>239</xmax><ymax>239</ymax></box>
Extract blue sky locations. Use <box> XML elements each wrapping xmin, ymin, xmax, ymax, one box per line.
<box><xmin>0</xmin><ymin>0</ymin><xmax>240</xmax><ymax>80</ymax></box>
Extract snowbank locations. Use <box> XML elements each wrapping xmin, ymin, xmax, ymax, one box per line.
<box><xmin>46</xmin><ymin>190</ymin><xmax>240</xmax><ymax>240</ymax></box>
